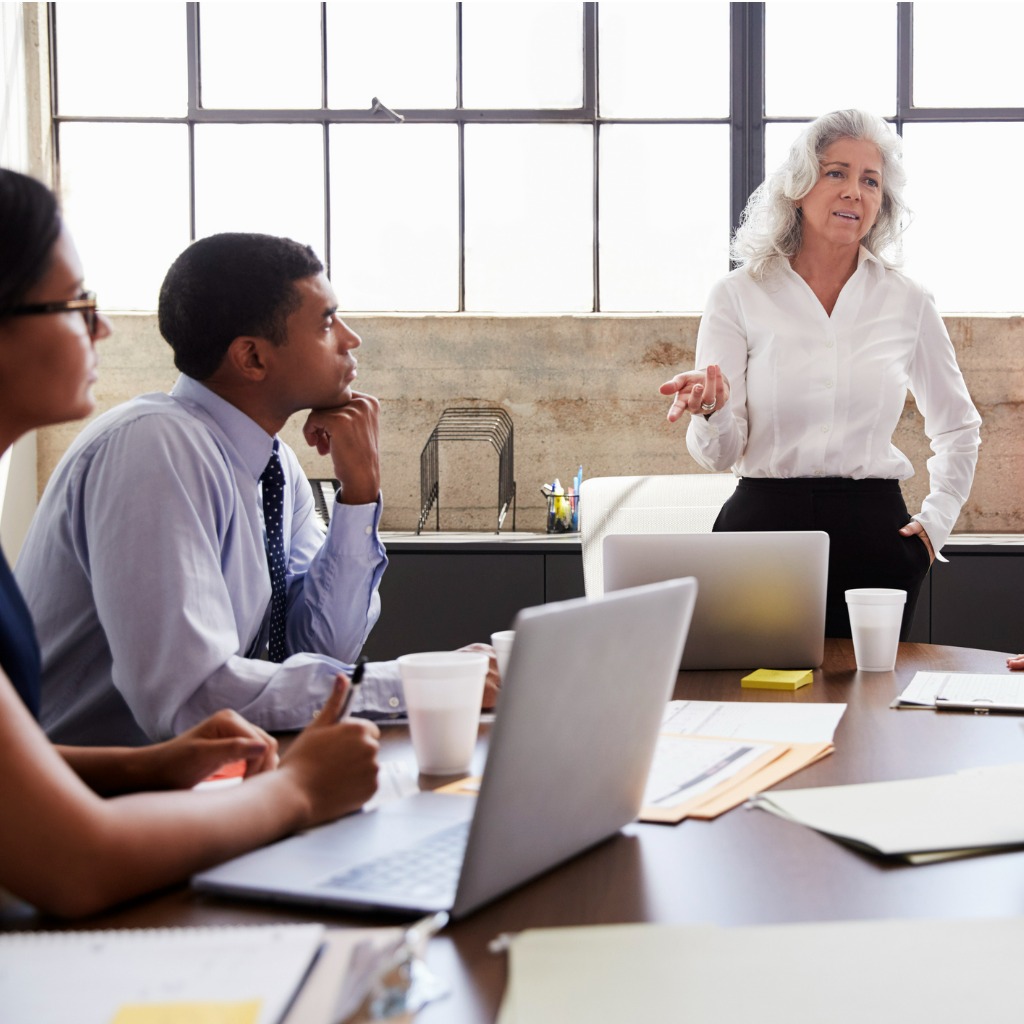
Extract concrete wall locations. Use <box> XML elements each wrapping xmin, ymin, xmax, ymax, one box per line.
<box><xmin>35</xmin><ymin>312</ymin><xmax>1024</xmax><ymax>536</ymax></box>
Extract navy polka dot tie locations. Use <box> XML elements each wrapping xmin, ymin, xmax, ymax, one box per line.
<box><xmin>260</xmin><ymin>440</ymin><xmax>287</xmax><ymax>663</ymax></box>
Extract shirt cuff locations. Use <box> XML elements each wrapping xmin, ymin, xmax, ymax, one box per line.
<box><xmin>323</xmin><ymin>496</ymin><xmax>386</xmax><ymax>560</ymax></box>
<box><xmin>351</xmin><ymin>660</ymin><xmax>406</xmax><ymax>719</ymax></box>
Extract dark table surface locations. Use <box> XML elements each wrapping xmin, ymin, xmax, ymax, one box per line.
<box><xmin>5</xmin><ymin>640</ymin><xmax>1021</xmax><ymax>1023</ymax></box>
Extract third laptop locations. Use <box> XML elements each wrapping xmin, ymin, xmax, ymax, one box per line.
<box><xmin>602</xmin><ymin>531</ymin><xmax>829</xmax><ymax>670</ymax></box>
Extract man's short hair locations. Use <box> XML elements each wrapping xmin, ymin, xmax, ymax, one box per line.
<box><xmin>158</xmin><ymin>232</ymin><xmax>324</xmax><ymax>380</ymax></box>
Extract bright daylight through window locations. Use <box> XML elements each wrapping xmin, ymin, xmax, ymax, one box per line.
<box><xmin>51</xmin><ymin>2</ymin><xmax>1024</xmax><ymax>314</ymax></box>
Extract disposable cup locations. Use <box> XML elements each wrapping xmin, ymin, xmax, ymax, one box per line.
<box><xmin>397</xmin><ymin>651</ymin><xmax>488</xmax><ymax>775</ymax></box>
<box><xmin>490</xmin><ymin>630</ymin><xmax>516</xmax><ymax>682</ymax></box>
<box><xmin>845</xmin><ymin>588</ymin><xmax>906</xmax><ymax>671</ymax></box>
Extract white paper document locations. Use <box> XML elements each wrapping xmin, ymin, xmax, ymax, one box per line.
<box><xmin>643</xmin><ymin>735</ymin><xmax>776</xmax><ymax>807</ymax></box>
<box><xmin>750</xmin><ymin>762</ymin><xmax>1024</xmax><ymax>859</ymax></box>
<box><xmin>0</xmin><ymin>924</ymin><xmax>324</xmax><ymax>1024</ymax></box>
<box><xmin>662</xmin><ymin>699</ymin><xmax>846</xmax><ymax>744</ymax></box>
<box><xmin>894</xmin><ymin>671</ymin><xmax>1024</xmax><ymax>711</ymax></box>
<box><xmin>496</xmin><ymin>918</ymin><xmax>1024</xmax><ymax>1024</ymax></box>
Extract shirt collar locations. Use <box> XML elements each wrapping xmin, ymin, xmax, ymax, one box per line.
<box><xmin>170</xmin><ymin>374</ymin><xmax>276</xmax><ymax>481</ymax></box>
<box><xmin>857</xmin><ymin>245</ymin><xmax>882</xmax><ymax>271</ymax></box>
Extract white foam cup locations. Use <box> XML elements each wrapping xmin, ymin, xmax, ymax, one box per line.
<box><xmin>490</xmin><ymin>630</ymin><xmax>516</xmax><ymax>682</ymax></box>
<box><xmin>396</xmin><ymin>651</ymin><xmax>488</xmax><ymax>775</ymax></box>
<box><xmin>845</xmin><ymin>588</ymin><xmax>907</xmax><ymax>672</ymax></box>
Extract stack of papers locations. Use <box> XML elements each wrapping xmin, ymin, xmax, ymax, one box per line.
<box><xmin>750</xmin><ymin>762</ymin><xmax>1024</xmax><ymax>863</ymax></box>
<box><xmin>639</xmin><ymin>700</ymin><xmax>845</xmax><ymax>823</ymax></box>
<box><xmin>893</xmin><ymin>672</ymin><xmax>1024</xmax><ymax>712</ymax></box>
<box><xmin>496</xmin><ymin>918</ymin><xmax>1024</xmax><ymax>1023</ymax></box>
<box><xmin>0</xmin><ymin>924</ymin><xmax>325</xmax><ymax>1024</ymax></box>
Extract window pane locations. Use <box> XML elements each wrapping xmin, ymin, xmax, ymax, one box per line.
<box><xmin>764</xmin><ymin>121</ymin><xmax>809</xmax><ymax>182</ymax></box>
<box><xmin>765</xmin><ymin>2</ymin><xmax>895</xmax><ymax>117</ymax></box>
<box><xmin>55</xmin><ymin>2</ymin><xmax>185</xmax><ymax>116</ymax></box>
<box><xmin>326</xmin><ymin>3</ymin><xmax>455</xmax><ymax>109</ymax></box>
<box><xmin>600</xmin><ymin>125</ymin><xmax>730</xmax><ymax>312</ymax></box>
<box><xmin>330</xmin><ymin>125</ymin><xmax>458</xmax><ymax>311</ymax></box>
<box><xmin>194</xmin><ymin>125</ymin><xmax>325</xmax><ymax>253</ymax></box>
<box><xmin>902</xmin><ymin>123</ymin><xmax>1024</xmax><ymax>313</ymax></box>
<box><xmin>465</xmin><ymin>125</ymin><xmax>592</xmax><ymax>312</ymax></box>
<box><xmin>462</xmin><ymin>3</ymin><xmax>583</xmax><ymax>109</ymax></box>
<box><xmin>1</xmin><ymin>5</ymin><xmax>28</xmax><ymax>168</ymax></box>
<box><xmin>58</xmin><ymin>124</ymin><xmax>190</xmax><ymax>311</ymax></box>
<box><xmin>599</xmin><ymin>3</ymin><xmax>729</xmax><ymax>118</ymax></box>
<box><xmin>199</xmin><ymin>2</ymin><xmax>321</xmax><ymax>109</ymax></box>
<box><xmin>914</xmin><ymin>3</ymin><xmax>1024</xmax><ymax>108</ymax></box>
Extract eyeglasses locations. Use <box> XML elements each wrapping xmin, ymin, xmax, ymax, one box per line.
<box><xmin>8</xmin><ymin>291</ymin><xmax>100</xmax><ymax>335</ymax></box>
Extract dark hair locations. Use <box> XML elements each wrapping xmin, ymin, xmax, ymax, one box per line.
<box><xmin>158</xmin><ymin>232</ymin><xmax>324</xmax><ymax>380</ymax></box>
<box><xmin>0</xmin><ymin>169</ymin><xmax>63</xmax><ymax>316</ymax></box>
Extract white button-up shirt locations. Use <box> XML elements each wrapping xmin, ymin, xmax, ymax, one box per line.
<box><xmin>686</xmin><ymin>249</ymin><xmax>981</xmax><ymax>554</ymax></box>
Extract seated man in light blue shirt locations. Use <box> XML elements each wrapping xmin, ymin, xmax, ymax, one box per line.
<box><xmin>17</xmin><ymin>232</ymin><xmax>497</xmax><ymax>745</ymax></box>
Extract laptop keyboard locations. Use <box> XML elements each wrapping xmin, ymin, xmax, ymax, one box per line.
<box><xmin>320</xmin><ymin>821</ymin><xmax>469</xmax><ymax>899</ymax></box>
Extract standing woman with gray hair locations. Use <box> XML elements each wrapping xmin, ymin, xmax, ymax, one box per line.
<box><xmin>659</xmin><ymin>109</ymin><xmax>981</xmax><ymax>638</ymax></box>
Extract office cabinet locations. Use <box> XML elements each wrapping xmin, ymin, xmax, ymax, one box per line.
<box><xmin>363</xmin><ymin>534</ymin><xmax>1022</xmax><ymax>660</ymax></box>
<box><xmin>362</xmin><ymin>550</ymin><xmax>544</xmax><ymax>660</ymax></box>
<box><xmin>928</xmin><ymin>549</ymin><xmax>1024</xmax><ymax>653</ymax></box>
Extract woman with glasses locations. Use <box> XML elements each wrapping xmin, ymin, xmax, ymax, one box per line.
<box><xmin>0</xmin><ymin>168</ymin><xmax>380</xmax><ymax>917</ymax></box>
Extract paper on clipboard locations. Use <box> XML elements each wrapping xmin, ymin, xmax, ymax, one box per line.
<box><xmin>893</xmin><ymin>672</ymin><xmax>1024</xmax><ymax>712</ymax></box>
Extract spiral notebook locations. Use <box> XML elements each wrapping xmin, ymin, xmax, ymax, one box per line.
<box><xmin>0</xmin><ymin>923</ymin><xmax>324</xmax><ymax>1024</ymax></box>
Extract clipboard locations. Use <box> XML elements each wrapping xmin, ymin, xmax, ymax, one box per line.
<box><xmin>933</xmin><ymin>673</ymin><xmax>1024</xmax><ymax>714</ymax></box>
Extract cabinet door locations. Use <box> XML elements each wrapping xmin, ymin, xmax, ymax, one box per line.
<box><xmin>906</xmin><ymin>576</ymin><xmax>930</xmax><ymax>643</ymax></box>
<box><xmin>362</xmin><ymin>552</ymin><xmax>544</xmax><ymax>661</ymax></box>
<box><xmin>545</xmin><ymin>551</ymin><xmax>586</xmax><ymax>602</ymax></box>
<box><xmin>930</xmin><ymin>555</ymin><xmax>1022</xmax><ymax>652</ymax></box>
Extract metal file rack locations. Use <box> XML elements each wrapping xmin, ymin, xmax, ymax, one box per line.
<box><xmin>417</xmin><ymin>407</ymin><xmax>516</xmax><ymax>534</ymax></box>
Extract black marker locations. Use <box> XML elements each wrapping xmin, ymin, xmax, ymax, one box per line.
<box><xmin>338</xmin><ymin>656</ymin><xmax>367</xmax><ymax>719</ymax></box>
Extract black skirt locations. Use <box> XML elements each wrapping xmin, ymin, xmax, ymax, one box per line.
<box><xmin>713</xmin><ymin>477</ymin><xmax>932</xmax><ymax>639</ymax></box>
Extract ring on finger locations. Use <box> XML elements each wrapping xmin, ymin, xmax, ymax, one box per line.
<box><xmin>700</xmin><ymin>399</ymin><xmax>717</xmax><ymax>412</ymax></box>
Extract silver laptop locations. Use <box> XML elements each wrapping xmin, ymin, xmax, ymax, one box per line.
<box><xmin>603</xmin><ymin>531</ymin><xmax>828</xmax><ymax>670</ymax></box>
<box><xmin>193</xmin><ymin>577</ymin><xmax>698</xmax><ymax>918</ymax></box>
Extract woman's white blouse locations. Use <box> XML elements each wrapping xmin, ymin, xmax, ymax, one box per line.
<box><xmin>685</xmin><ymin>248</ymin><xmax>981</xmax><ymax>554</ymax></box>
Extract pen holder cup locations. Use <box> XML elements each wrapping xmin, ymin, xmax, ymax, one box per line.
<box><xmin>546</xmin><ymin>493</ymin><xmax>579</xmax><ymax>534</ymax></box>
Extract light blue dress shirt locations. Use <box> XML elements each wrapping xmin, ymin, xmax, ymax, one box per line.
<box><xmin>17</xmin><ymin>375</ymin><xmax>402</xmax><ymax>745</ymax></box>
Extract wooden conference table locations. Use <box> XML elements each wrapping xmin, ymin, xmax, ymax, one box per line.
<box><xmin>5</xmin><ymin>640</ymin><xmax>1023</xmax><ymax>1022</ymax></box>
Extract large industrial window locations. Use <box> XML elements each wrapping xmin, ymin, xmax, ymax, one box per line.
<box><xmin>50</xmin><ymin>2</ymin><xmax>1024</xmax><ymax>314</ymax></box>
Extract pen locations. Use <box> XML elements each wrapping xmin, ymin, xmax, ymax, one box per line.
<box><xmin>338</xmin><ymin>656</ymin><xmax>367</xmax><ymax>719</ymax></box>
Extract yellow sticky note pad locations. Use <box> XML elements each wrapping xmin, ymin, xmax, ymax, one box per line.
<box><xmin>112</xmin><ymin>1001</ymin><xmax>261</xmax><ymax>1024</ymax></box>
<box><xmin>741</xmin><ymin>669</ymin><xmax>813</xmax><ymax>691</ymax></box>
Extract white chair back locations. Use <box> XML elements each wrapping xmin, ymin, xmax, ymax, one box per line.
<box><xmin>578</xmin><ymin>473</ymin><xmax>739</xmax><ymax>596</ymax></box>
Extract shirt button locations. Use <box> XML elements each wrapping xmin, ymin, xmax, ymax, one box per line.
<box><xmin>364</xmin><ymin>525</ymin><xmax>372</xmax><ymax>535</ymax></box>
<box><xmin>825</xmin><ymin>339</ymin><xmax>834</xmax><ymax>348</ymax></box>
<box><xmin>821</xmin><ymin>425</ymin><xmax>830</xmax><ymax>433</ymax></box>
<box><xmin>825</xmin><ymin>379</ymin><xmax>833</xmax><ymax>388</ymax></box>
<box><xmin>388</xmin><ymin>696</ymin><xmax>400</xmax><ymax>708</ymax></box>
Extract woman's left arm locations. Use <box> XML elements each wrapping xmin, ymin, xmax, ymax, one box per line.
<box><xmin>905</xmin><ymin>289</ymin><xmax>982</xmax><ymax>557</ymax></box>
<box><xmin>58</xmin><ymin>710</ymin><xmax>279</xmax><ymax>796</ymax></box>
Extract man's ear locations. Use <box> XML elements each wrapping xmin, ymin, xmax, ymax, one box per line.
<box><xmin>224</xmin><ymin>335</ymin><xmax>271</xmax><ymax>382</ymax></box>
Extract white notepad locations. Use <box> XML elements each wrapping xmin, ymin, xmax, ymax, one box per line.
<box><xmin>0</xmin><ymin>923</ymin><xmax>324</xmax><ymax>1024</ymax></box>
<box><xmin>497</xmin><ymin>918</ymin><xmax>1024</xmax><ymax>1024</ymax></box>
